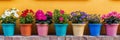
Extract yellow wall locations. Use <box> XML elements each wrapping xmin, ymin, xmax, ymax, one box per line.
<box><xmin>0</xmin><ymin>0</ymin><xmax>120</xmax><ymax>34</ymax></box>
<box><xmin>0</xmin><ymin>0</ymin><xmax>120</xmax><ymax>15</ymax></box>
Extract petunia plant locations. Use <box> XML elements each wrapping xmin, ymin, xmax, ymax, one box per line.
<box><xmin>101</xmin><ymin>11</ymin><xmax>120</xmax><ymax>24</ymax></box>
<box><xmin>53</xmin><ymin>9</ymin><xmax>68</xmax><ymax>24</ymax></box>
<box><xmin>0</xmin><ymin>8</ymin><xmax>19</xmax><ymax>24</ymax></box>
<box><xmin>35</xmin><ymin>10</ymin><xmax>52</xmax><ymax>24</ymax></box>
<box><xmin>20</xmin><ymin>9</ymin><xmax>34</xmax><ymax>24</ymax></box>
<box><xmin>87</xmin><ymin>14</ymin><xmax>101</xmax><ymax>24</ymax></box>
<box><xmin>69</xmin><ymin>11</ymin><xmax>88</xmax><ymax>24</ymax></box>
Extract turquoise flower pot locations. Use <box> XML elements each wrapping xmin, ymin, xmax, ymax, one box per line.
<box><xmin>2</xmin><ymin>24</ymin><xmax>15</xmax><ymax>36</ymax></box>
<box><xmin>54</xmin><ymin>24</ymin><xmax>68</xmax><ymax>36</ymax></box>
<box><xmin>88</xmin><ymin>24</ymin><xmax>102</xmax><ymax>36</ymax></box>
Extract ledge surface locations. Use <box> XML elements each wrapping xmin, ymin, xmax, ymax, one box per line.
<box><xmin>0</xmin><ymin>35</ymin><xmax>120</xmax><ymax>40</ymax></box>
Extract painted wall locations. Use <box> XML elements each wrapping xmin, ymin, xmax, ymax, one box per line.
<box><xmin>0</xmin><ymin>0</ymin><xmax>120</xmax><ymax>35</ymax></box>
<box><xmin>0</xmin><ymin>0</ymin><xmax>120</xmax><ymax>15</ymax></box>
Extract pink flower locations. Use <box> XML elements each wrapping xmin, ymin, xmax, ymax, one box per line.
<box><xmin>108</xmin><ymin>11</ymin><xmax>117</xmax><ymax>17</ymax></box>
<box><xmin>60</xmin><ymin>10</ymin><xmax>64</xmax><ymax>14</ymax></box>
<box><xmin>101</xmin><ymin>14</ymin><xmax>108</xmax><ymax>19</ymax></box>
<box><xmin>35</xmin><ymin>10</ymin><xmax>47</xmax><ymax>20</ymax></box>
<box><xmin>59</xmin><ymin>16</ymin><xmax>64</xmax><ymax>22</ymax></box>
<box><xmin>102</xmin><ymin>11</ymin><xmax>120</xmax><ymax>19</ymax></box>
<box><xmin>116</xmin><ymin>13</ymin><xmax>120</xmax><ymax>19</ymax></box>
<box><xmin>47</xmin><ymin>11</ymin><xmax>52</xmax><ymax>17</ymax></box>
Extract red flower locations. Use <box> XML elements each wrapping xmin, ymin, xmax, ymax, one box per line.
<box><xmin>30</xmin><ymin>9</ymin><xmax>34</xmax><ymax>14</ymax></box>
<box><xmin>21</xmin><ymin>9</ymin><xmax>34</xmax><ymax>17</ymax></box>
<box><xmin>22</xmin><ymin>9</ymin><xmax>29</xmax><ymax>14</ymax></box>
<box><xmin>21</xmin><ymin>9</ymin><xmax>29</xmax><ymax>17</ymax></box>
<box><xmin>60</xmin><ymin>10</ymin><xmax>64</xmax><ymax>14</ymax></box>
<box><xmin>21</xmin><ymin>13</ymin><xmax>27</xmax><ymax>17</ymax></box>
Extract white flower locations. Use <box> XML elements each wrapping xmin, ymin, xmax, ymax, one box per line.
<box><xmin>4</xmin><ymin>10</ymin><xmax>11</xmax><ymax>16</ymax></box>
<box><xmin>14</xmin><ymin>13</ymin><xmax>19</xmax><ymax>18</ymax></box>
<box><xmin>11</xmin><ymin>9</ymin><xmax>19</xmax><ymax>18</ymax></box>
<box><xmin>11</xmin><ymin>10</ymin><xmax>17</xmax><ymax>13</ymax></box>
<box><xmin>11</xmin><ymin>8</ymin><xmax>19</xmax><ymax>12</ymax></box>
<box><xmin>1</xmin><ymin>14</ymin><xmax>6</xmax><ymax>18</ymax></box>
<box><xmin>1</xmin><ymin>8</ymin><xmax>19</xmax><ymax>18</ymax></box>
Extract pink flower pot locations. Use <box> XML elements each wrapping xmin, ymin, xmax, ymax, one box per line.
<box><xmin>36</xmin><ymin>24</ymin><xmax>48</xmax><ymax>36</ymax></box>
<box><xmin>105</xmin><ymin>24</ymin><xmax>119</xmax><ymax>36</ymax></box>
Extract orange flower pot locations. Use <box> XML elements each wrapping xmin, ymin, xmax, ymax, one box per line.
<box><xmin>20</xmin><ymin>24</ymin><xmax>32</xmax><ymax>36</ymax></box>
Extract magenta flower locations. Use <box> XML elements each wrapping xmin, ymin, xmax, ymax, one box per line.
<box><xmin>42</xmin><ymin>15</ymin><xmax>47</xmax><ymax>20</ymax></box>
<box><xmin>116</xmin><ymin>13</ymin><xmax>120</xmax><ymax>19</ymax></box>
<box><xmin>47</xmin><ymin>11</ymin><xmax>52</xmax><ymax>17</ymax></box>
<box><xmin>102</xmin><ymin>11</ymin><xmax>120</xmax><ymax>20</ymax></box>
<box><xmin>59</xmin><ymin>16</ymin><xmax>64</xmax><ymax>22</ymax></box>
<box><xmin>35</xmin><ymin>10</ymin><xmax>47</xmax><ymax>20</ymax></box>
<box><xmin>101</xmin><ymin>14</ymin><xmax>108</xmax><ymax>19</ymax></box>
<box><xmin>60</xmin><ymin>10</ymin><xmax>64</xmax><ymax>14</ymax></box>
<box><xmin>108</xmin><ymin>11</ymin><xmax>117</xmax><ymax>17</ymax></box>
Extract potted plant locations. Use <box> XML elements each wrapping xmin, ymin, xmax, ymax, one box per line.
<box><xmin>0</xmin><ymin>8</ymin><xmax>19</xmax><ymax>36</ymax></box>
<box><xmin>87</xmin><ymin>14</ymin><xmax>102</xmax><ymax>36</ymax></box>
<box><xmin>19</xmin><ymin>9</ymin><xmax>34</xmax><ymax>36</ymax></box>
<box><xmin>101</xmin><ymin>11</ymin><xmax>120</xmax><ymax>36</ymax></box>
<box><xmin>35</xmin><ymin>10</ymin><xmax>52</xmax><ymax>36</ymax></box>
<box><xmin>69</xmin><ymin>11</ymin><xmax>88</xmax><ymax>36</ymax></box>
<box><xmin>53</xmin><ymin>9</ymin><xmax>68</xmax><ymax>36</ymax></box>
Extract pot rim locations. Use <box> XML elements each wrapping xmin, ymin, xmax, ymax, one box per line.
<box><xmin>104</xmin><ymin>24</ymin><xmax>119</xmax><ymax>25</ymax></box>
<box><xmin>54</xmin><ymin>24</ymin><xmax>68</xmax><ymax>25</ymax></box>
<box><xmin>36</xmin><ymin>24</ymin><xmax>48</xmax><ymax>25</ymax></box>
<box><xmin>20</xmin><ymin>24</ymin><xmax>32</xmax><ymax>25</ymax></box>
<box><xmin>2</xmin><ymin>24</ymin><xmax>15</xmax><ymax>25</ymax></box>
<box><xmin>88</xmin><ymin>23</ymin><xmax>102</xmax><ymax>25</ymax></box>
<box><xmin>72</xmin><ymin>24</ymin><xmax>86</xmax><ymax>25</ymax></box>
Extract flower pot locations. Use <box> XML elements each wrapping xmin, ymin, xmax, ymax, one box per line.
<box><xmin>36</xmin><ymin>24</ymin><xmax>48</xmax><ymax>36</ymax></box>
<box><xmin>105</xmin><ymin>24</ymin><xmax>119</xmax><ymax>36</ymax></box>
<box><xmin>72</xmin><ymin>24</ymin><xmax>86</xmax><ymax>36</ymax></box>
<box><xmin>88</xmin><ymin>24</ymin><xmax>102</xmax><ymax>36</ymax></box>
<box><xmin>2</xmin><ymin>24</ymin><xmax>15</xmax><ymax>36</ymax></box>
<box><xmin>20</xmin><ymin>24</ymin><xmax>32</xmax><ymax>36</ymax></box>
<box><xmin>54</xmin><ymin>24</ymin><xmax>68</xmax><ymax>36</ymax></box>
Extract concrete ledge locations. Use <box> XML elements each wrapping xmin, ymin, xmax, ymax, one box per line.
<box><xmin>0</xmin><ymin>35</ymin><xmax>120</xmax><ymax>40</ymax></box>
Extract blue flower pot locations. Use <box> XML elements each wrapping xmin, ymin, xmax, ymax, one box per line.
<box><xmin>2</xmin><ymin>24</ymin><xmax>15</xmax><ymax>36</ymax></box>
<box><xmin>88</xmin><ymin>24</ymin><xmax>102</xmax><ymax>36</ymax></box>
<box><xmin>54</xmin><ymin>24</ymin><xmax>68</xmax><ymax>36</ymax></box>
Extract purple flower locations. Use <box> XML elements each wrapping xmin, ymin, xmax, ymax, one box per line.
<box><xmin>71</xmin><ymin>12</ymin><xmax>77</xmax><ymax>16</ymax></box>
<box><xmin>80</xmin><ymin>12</ymin><xmax>88</xmax><ymax>16</ymax></box>
<box><xmin>87</xmin><ymin>15</ymin><xmax>91</xmax><ymax>20</ymax></box>
<box><xmin>80</xmin><ymin>12</ymin><xmax>85</xmax><ymax>15</ymax></box>
<box><xmin>70</xmin><ymin>11</ymin><xmax>88</xmax><ymax>23</ymax></box>
<box><xmin>79</xmin><ymin>18</ymin><xmax>82</xmax><ymax>21</ymax></box>
<box><xmin>81</xmin><ymin>15</ymin><xmax>86</xmax><ymax>19</ymax></box>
